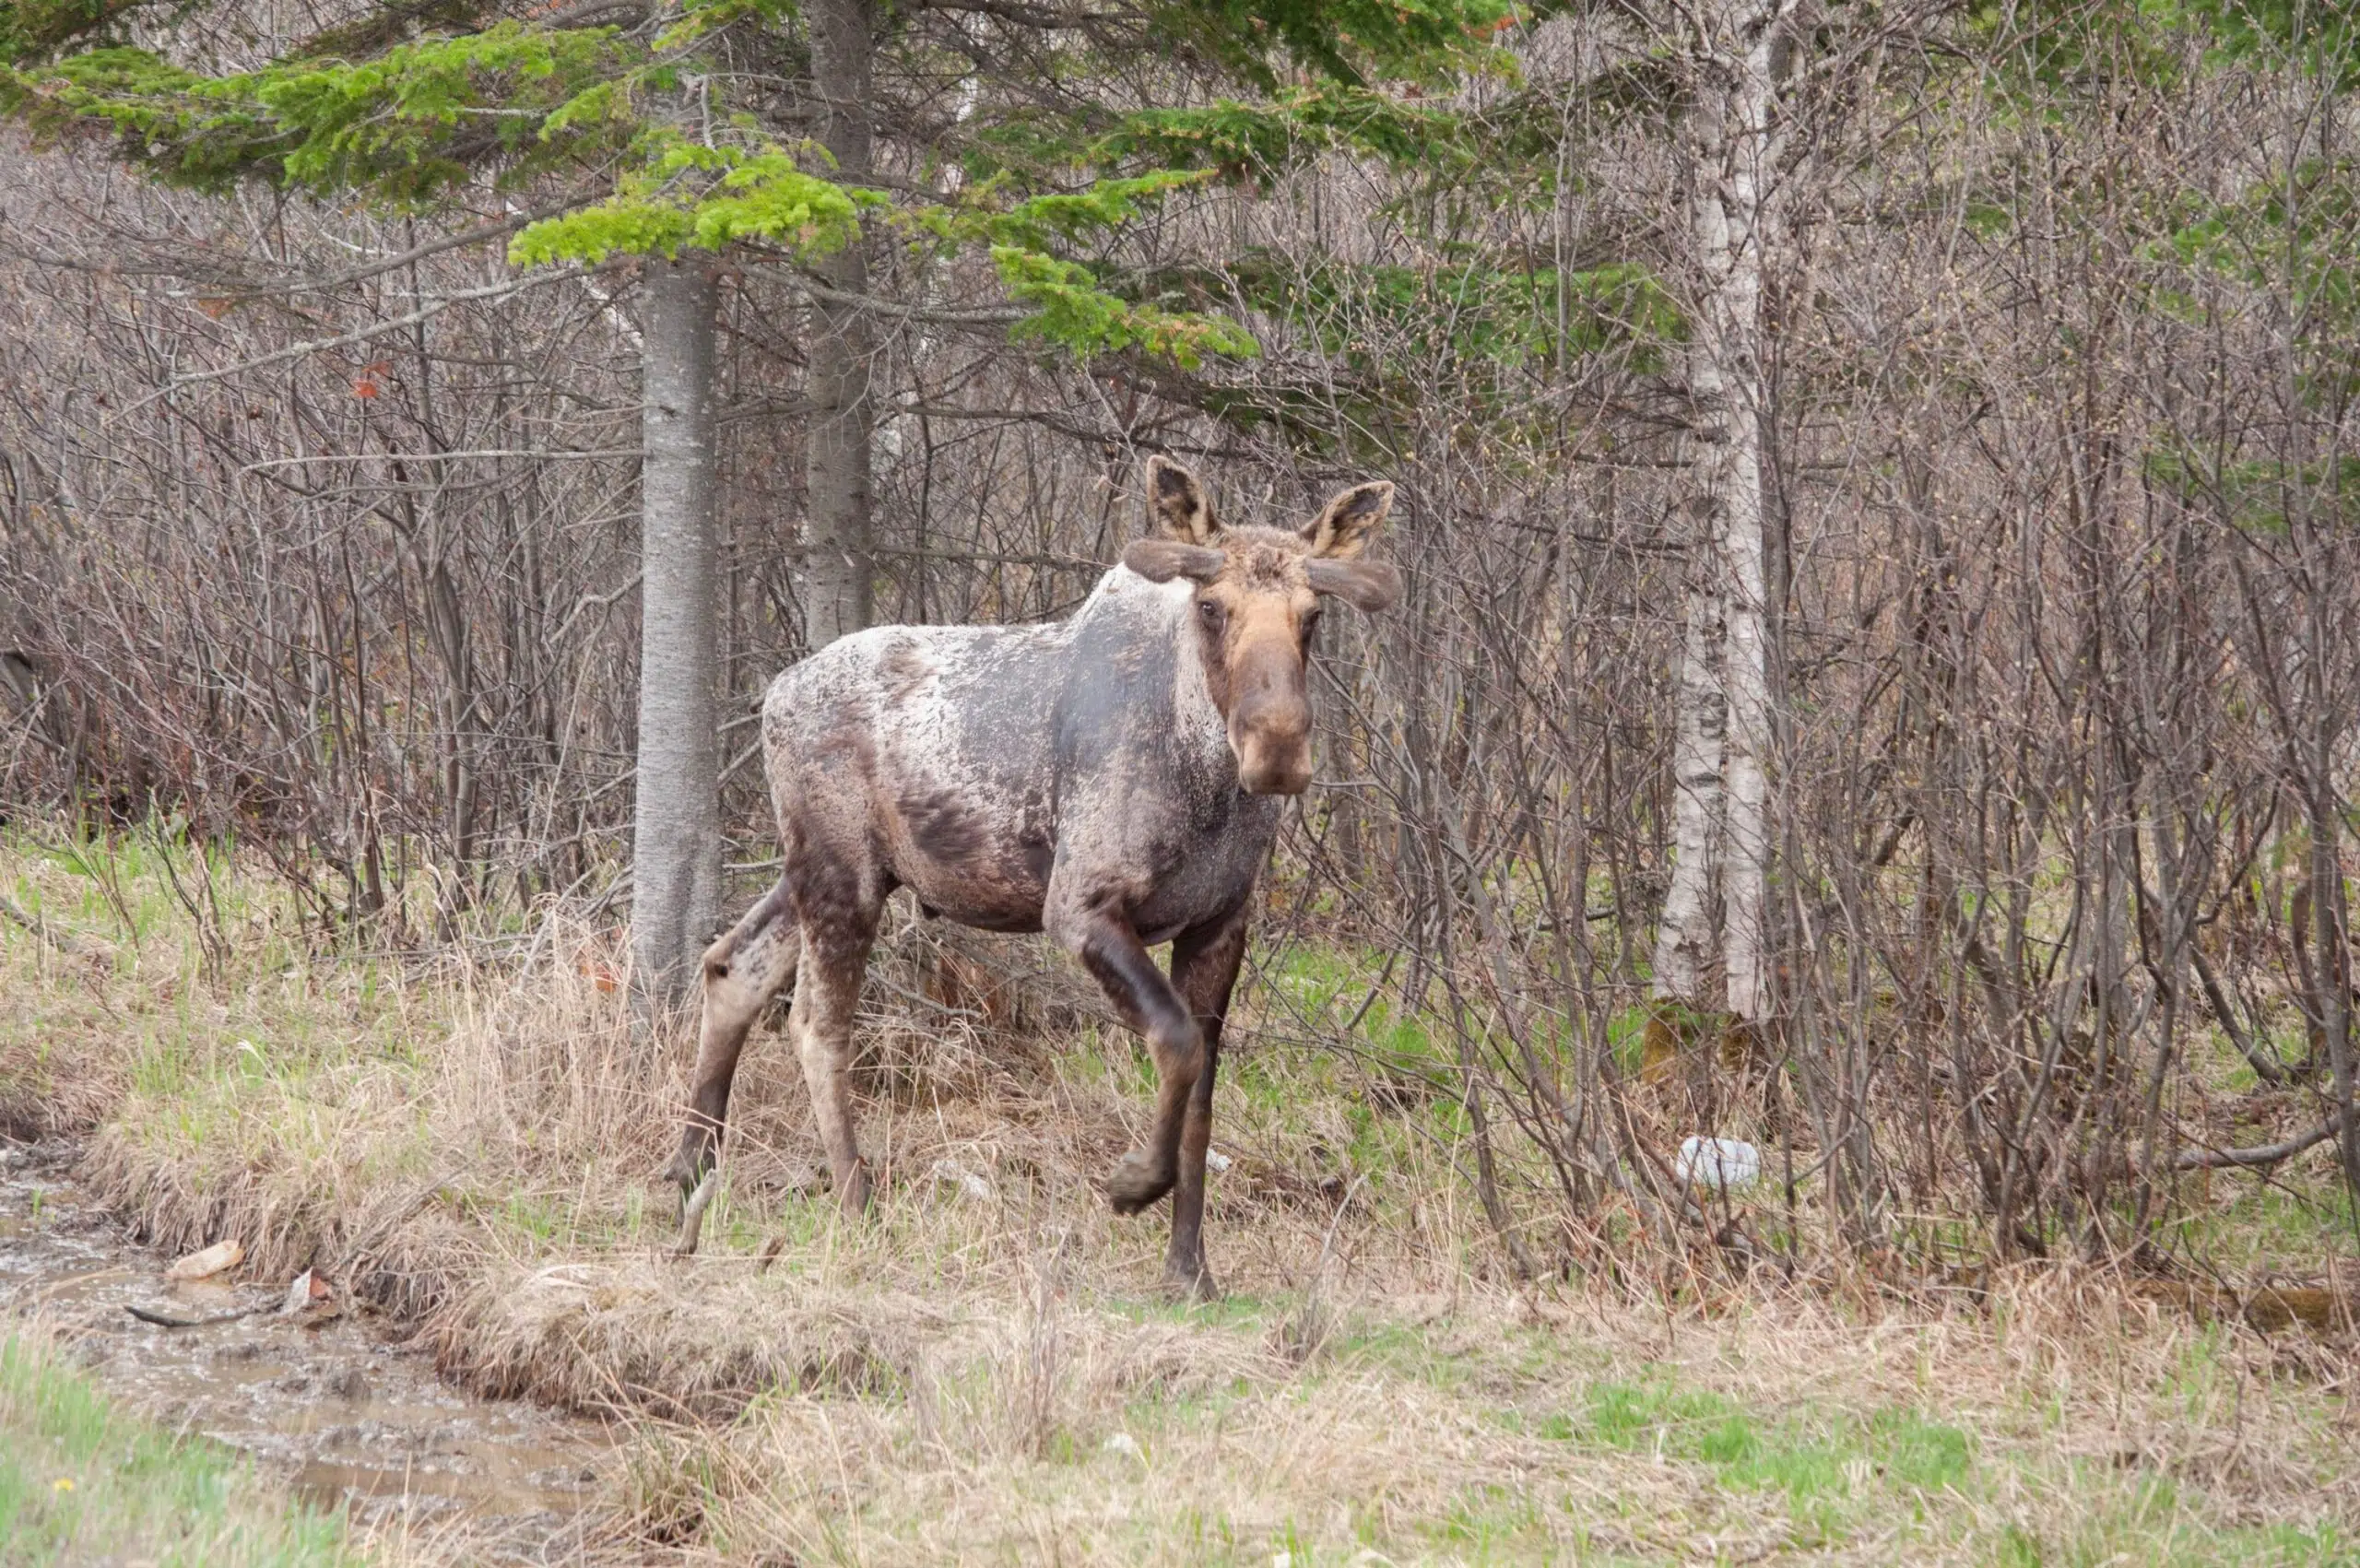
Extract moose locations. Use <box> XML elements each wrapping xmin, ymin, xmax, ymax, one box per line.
<box><xmin>664</xmin><ymin>457</ymin><xmax>1400</xmax><ymax>1294</ymax></box>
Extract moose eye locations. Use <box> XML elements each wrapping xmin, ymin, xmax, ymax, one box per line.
<box><xmin>1198</xmin><ymin>598</ymin><xmax>1224</xmax><ymax>626</ymax></box>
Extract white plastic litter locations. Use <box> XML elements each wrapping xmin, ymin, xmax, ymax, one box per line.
<box><xmin>1676</xmin><ymin>1136</ymin><xmax>1762</xmax><ymax>1190</ymax></box>
<box><xmin>930</xmin><ymin>1159</ymin><xmax>996</xmax><ymax>1202</ymax></box>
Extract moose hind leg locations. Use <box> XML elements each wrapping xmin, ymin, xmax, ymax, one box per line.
<box><xmin>665</xmin><ymin>881</ymin><xmax>798</xmax><ymax>1195</ymax></box>
<box><xmin>790</xmin><ymin>903</ymin><xmax>881</xmax><ymax>1220</ymax></box>
<box><xmin>1051</xmin><ymin>893</ymin><xmax>1203</xmax><ymax>1216</ymax></box>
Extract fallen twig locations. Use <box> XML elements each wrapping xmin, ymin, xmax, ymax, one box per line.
<box><xmin>2130</xmin><ymin>1278</ymin><xmax>2357</xmax><ymax>1335</ymax></box>
<box><xmin>124</xmin><ymin>1303</ymin><xmax>266</xmax><ymax>1329</ymax></box>
<box><xmin>0</xmin><ymin>893</ymin><xmax>109</xmax><ymax>959</ymax></box>
<box><xmin>2173</xmin><ymin>1114</ymin><xmax>2342</xmax><ymax>1172</ymax></box>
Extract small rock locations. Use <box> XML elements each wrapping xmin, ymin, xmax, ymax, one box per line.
<box><xmin>325</xmin><ymin>1366</ymin><xmax>371</xmax><ymax>1401</ymax></box>
<box><xmin>1203</xmin><ymin>1149</ymin><xmax>1233</xmax><ymax>1173</ymax></box>
<box><xmin>1101</xmin><ymin>1432</ymin><xmax>1143</xmax><ymax>1461</ymax></box>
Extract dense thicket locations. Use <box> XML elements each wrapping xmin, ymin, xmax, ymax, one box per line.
<box><xmin>4</xmin><ymin>0</ymin><xmax>2357</xmax><ymax>1275</ymax></box>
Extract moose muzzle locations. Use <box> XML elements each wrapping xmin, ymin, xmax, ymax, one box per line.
<box><xmin>1231</xmin><ymin>686</ymin><xmax>1313</xmax><ymax>796</ymax></box>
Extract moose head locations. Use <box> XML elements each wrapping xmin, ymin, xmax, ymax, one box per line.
<box><xmin>1123</xmin><ymin>456</ymin><xmax>1401</xmax><ymax>796</ymax></box>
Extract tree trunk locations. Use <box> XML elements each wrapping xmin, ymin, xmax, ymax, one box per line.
<box><xmin>2309</xmin><ymin>698</ymin><xmax>2360</xmax><ymax>1195</ymax></box>
<box><xmin>1650</xmin><ymin>539</ymin><xmax>1725</xmax><ymax>1011</ymax></box>
<box><xmin>801</xmin><ymin>0</ymin><xmax>875</xmax><ymax>648</ymax></box>
<box><xmin>1656</xmin><ymin>0</ymin><xmax>1791</xmax><ymax>1042</ymax></box>
<box><xmin>1701</xmin><ymin>2</ymin><xmax>1786</xmax><ymax>1032</ymax></box>
<box><xmin>631</xmin><ymin>256</ymin><xmax>724</xmax><ymax>1004</ymax></box>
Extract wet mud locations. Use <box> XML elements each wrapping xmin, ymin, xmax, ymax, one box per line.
<box><xmin>0</xmin><ymin>1141</ymin><xmax>617</xmax><ymax>1562</ymax></box>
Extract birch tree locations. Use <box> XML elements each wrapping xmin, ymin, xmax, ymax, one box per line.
<box><xmin>1648</xmin><ymin>0</ymin><xmax>1794</xmax><ymax>1068</ymax></box>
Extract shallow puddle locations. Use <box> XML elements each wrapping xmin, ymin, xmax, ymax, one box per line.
<box><xmin>0</xmin><ymin>1141</ymin><xmax>618</xmax><ymax>1562</ymax></box>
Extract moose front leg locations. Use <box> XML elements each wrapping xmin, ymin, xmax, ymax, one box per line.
<box><xmin>1165</xmin><ymin>902</ymin><xmax>1248</xmax><ymax>1299</ymax></box>
<box><xmin>665</xmin><ymin>881</ymin><xmax>799</xmax><ymax>1197</ymax></box>
<box><xmin>1050</xmin><ymin>889</ymin><xmax>1203</xmax><ymax>1215</ymax></box>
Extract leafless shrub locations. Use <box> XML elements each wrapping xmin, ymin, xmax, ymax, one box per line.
<box><xmin>6</xmin><ymin>1</ymin><xmax>2357</xmax><ymax>1292</ymax></box>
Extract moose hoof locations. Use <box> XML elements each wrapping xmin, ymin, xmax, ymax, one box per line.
<box><xmin>1162</xmin><ymin>1262</ymin><xmax>1221</xmax><ymax>1303</ymax></box>
<box><xmin>836</xmin><ymin>1161</ymin><xmax>875</xmax><ymax>1220</ymax></box>
<box><xmin>662</xmin><ymin>1138</ymin><xmax>713</xmax><ymax>1200</ymax></box>
<box><xmin>1103</xmin><ymin>1151</ymin><xmax>1174</xmax><ymax>1216</ymax></box>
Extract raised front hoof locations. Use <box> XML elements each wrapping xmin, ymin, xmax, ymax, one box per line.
<box><xmin>661</xmin><ymin>1138</ymin><xmax>714</xmax><ymax>1201</ymax></box>
<box><xmin>1161</xmin><ymin>1261</ymin><xmax>1221</xmax><ymax>1304</ymax></box>
<box><xmin>1103</xmin><ymin>1150</ymin><xmax>1175</xmax><ymax>1216</ymax></box>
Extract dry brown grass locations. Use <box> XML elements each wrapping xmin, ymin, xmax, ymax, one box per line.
<box><xmin>7</xmin><ymin>831</ymin><xmax>2360</xmax><ymax>1563</ymax></box>
<box><xmin>603</xmin><ymin>1276</ymin><xmax>2360</xmax><ymax>1564</ymax></box>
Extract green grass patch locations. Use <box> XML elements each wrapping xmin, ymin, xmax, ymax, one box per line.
<box><xmin>1584</xmin><ymin>1373</ymin><xmax>1970</xmax><ymax>1483</ymax></box>
<box><xmin>0</xmin><ymin>1332</ymin><xmax>368</xmax><ymax>1567</ymax></box>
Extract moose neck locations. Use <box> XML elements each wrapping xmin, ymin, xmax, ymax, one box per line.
<box><xmin>1168</xmin><ymin>589</ymin><xmax>1235</xmax><ymax>777</ymax></box>
<box><xmin>1066</xmin><ymin>566</ymin><xmax>1256</xmax><ymax>808</ymax></box>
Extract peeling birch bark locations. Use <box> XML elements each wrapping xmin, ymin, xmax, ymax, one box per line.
<box><xmin>1673</xmin><ymin>0</ymin><xmax>1793</xmax><ymax>1032</ymax></box>
<box><xmin>1650</xmin><ymin>545</ymin><xmax>1725</xmax><ymax>1010</ymax></box>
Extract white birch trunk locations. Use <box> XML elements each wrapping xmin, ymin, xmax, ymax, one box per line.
<box><xmin>631</xmin><ymin>257</ymin><xmax>724</xmax><ymax>1001</ymax></box>
<box><xmin>1666</xmin><ymin>0</ymin><xmax>1790</xmax><ymax>1027</ymax></box>
<box><xmin>1650</xmin><ymin>540</ymin><xmax>1726</xmax><ymax>1006</ymax></box>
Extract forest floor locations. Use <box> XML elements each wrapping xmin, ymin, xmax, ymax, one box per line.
<box><xmin>4</xmin><ymin>828</ymin><xmax>2359</xmax><ymax>1565</ymax></box>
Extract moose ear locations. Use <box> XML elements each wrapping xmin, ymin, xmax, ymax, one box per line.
<box><xmin>1301</xmin><ymin>479</ymin><xmax>1394</xmax><ymax>560</ymax></box>
<box><xmin>1126</xmin><ymin>538</ymin><xmax>1226</xmax><ymax>584</ymax></box>
<box><xmin>1145</xmin><ymin>454</ymin><xmax>1221</xmax><ymax>544</ymax></box>
<box><xmin>1307</xmin><ymin>559</ymin><xmax>1403</xmax><ymax>612</ymax></box>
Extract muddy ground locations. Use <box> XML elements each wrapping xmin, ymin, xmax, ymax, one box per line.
<box><xmin>0</xmin><ymin>1140</ymin><xmax>618</xmax><ymax>1563</ymax></box>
